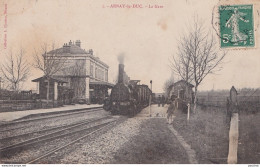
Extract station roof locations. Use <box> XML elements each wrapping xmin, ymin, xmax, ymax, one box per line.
<box><xmin>48</xmin><ymin>45</ymin><xmax>87</xmax><ymax>54</ymax></box>
<box><xmin>47</xmin><ymin>43</ymin><xmax>109</xmax><ymax>68</ymax></box>
<box><xmin>173</xmin><ymin>80</ymin><xmax>194</xmax><ymax>88</ymax></box>
<box><xmin>32</xmin><ymin>76</ymin><xmax>67</xmax><ymax>83</ymax></box>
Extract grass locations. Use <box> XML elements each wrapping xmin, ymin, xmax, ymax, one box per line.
<box><xmin>172</xmin><ymin>105</ymin><xmax>229</xmax><ymax>164</ymax></box>
<box><xmin>238</xmin><ymin>111</ymin><xmax>260</xmax><ymax>164</ymax></box>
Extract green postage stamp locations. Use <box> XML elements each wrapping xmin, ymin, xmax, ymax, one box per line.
<box><xmin>219</xmin><ymin>4</ymin><xmax>255</xmax><ymax>48</ymax></box>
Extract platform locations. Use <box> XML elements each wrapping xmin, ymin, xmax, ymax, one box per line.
<box><xmin>0</xmin><ymin>104</ymin><xmax>102</xmax><ymax>122</ymax></box>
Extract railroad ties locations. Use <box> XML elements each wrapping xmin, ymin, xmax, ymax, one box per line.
<box><xmin>0</xmin><ymin>108</ymin><xmax>117</xmax><ymax>163</ymax></box>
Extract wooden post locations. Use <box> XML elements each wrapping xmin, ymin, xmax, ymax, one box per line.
<box><xmin>149</xmin><ymin>80</ymin><xmax>152</xmax><ymax>117</ymax></box>
<box><xmin>187</xmin><ymin>103</ymin><xmax>190</xmax><ymax>121</ymax></box>
<box><xmin>149</xmin><ymin>95</ymin><xmax>152</xmax><ymax>117</ymax></box>
<box><xmin>227</xmin><ymin>86</ymin><xmax>239</xmax><ymax>164</ymax></box>
<box><xmin>228</xmin><ymin>113</ymin><xmax>239</xmax><ymax>164</ymax></box>
<box><xmin>177</xmin><ymin>91</ymin><xmax>179</xmax><ymax>109</ymax></box>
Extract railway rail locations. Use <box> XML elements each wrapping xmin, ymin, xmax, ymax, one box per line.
<box><xmin>0</xmin><ymin>116</ymin><xmax>117</xmax><ymax>164</ymax></box>
<box><xmin>0</xmin><ymin>116</ymin><xmax>111</xmax><ymax>146</ymax></box>
<box><xmin>0</xmin><ymin>107</ymin><xmax>103</xmax><ymax>132</ymax></box>
<box><xmin>27</xmin><ymin>121</ymin><xmax>115</xmax><ymax>164</ymax></box>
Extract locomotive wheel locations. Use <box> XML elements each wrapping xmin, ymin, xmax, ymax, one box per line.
<box><xmin>111</xmin><ymin>111</ymin><xmax>116</xmax><ymax>115</ymax></box>
<box><xmin>110</xmin><ymin>108</ymin><xmax>118</xmax><ymax>115</ymax></box>
<box><xmin>103</xmin><ymin>105</ymin><xmax>111</xmax><ymax>111</ymax></box>
<box><xmin>129</xmin><ymin>104</ymin><xmax>137</xmax><ymax>117</ymax></box>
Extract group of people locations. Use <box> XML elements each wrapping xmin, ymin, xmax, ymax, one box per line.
<box><xmin>156</xmin><ymin>95</ymin><xmax>178</xmax><ymax>124</ymax></box>
<box><xmin>157</xmin><ymin>95</ymin><xmax>166</xmax><ymax>107</ymax></box>
<box><xmin>157</xmin><ymin>95</ymin><xmax>178</xmax><ymax>124</ymax></box>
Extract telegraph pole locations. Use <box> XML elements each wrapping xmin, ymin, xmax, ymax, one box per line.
<box><xmin>149</xmin><ymin>80</ymin><xmax>152</xmax><ymax>117</ymax></box>
<box><xmin>0</xmin><ymin>77</ymin><xmax>2</xmax><ymax>99</ymax></box>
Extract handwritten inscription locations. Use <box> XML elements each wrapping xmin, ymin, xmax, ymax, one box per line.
<box><xmin>103</xmin><ymin>4</ymin><xmax>164</xmax><ymax>9</ymax></box>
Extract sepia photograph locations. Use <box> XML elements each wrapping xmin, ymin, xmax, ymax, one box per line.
<box><xmin>0</xmin><ymin>0</ymin><xmax>259</xmax><ymax>165</ymax></box>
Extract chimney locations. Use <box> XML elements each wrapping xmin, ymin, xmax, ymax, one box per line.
<box><xmin>75</xmin><ymin>40</ymin><xmax>81</xmax><ymax>47</ymax></box>
<box><xmin>63</xmin><ymin>43</ymin><xmax>70</xmax><ymax>52</ymax></box>
<box><xmin>89</xmin><ymin>49</ymin><xmax>93</xmax><ymax>55</ymax></box>
<box><xmin>69</xmin><ymin>40</ymin><xmax>72</xmax><ymax>45</ymax></box>
<box><xmin>118</xmin><ymin>64</ymin><xmax>124</xmax><ymax>83</ymax></box>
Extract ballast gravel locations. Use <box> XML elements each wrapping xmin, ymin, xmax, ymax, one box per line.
<box><xmin>60</xmin><ymin>117</ymin><xmax>142</xmax><ymax>163</ymax></box>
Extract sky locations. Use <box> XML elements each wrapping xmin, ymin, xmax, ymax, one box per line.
<box><xmin>0</xmin><ymin>0</ymin><xmax>259</xmax><ymax>93</ymax></box>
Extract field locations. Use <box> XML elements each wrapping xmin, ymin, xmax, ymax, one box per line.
<box><xmin>173</xmin><ymin>103</ymin><xmax>260</xmax><ymax>164</ymax></box>
<box><xmin>238</xmin><ymin>111</ymin><xmax>260</xmax><ymax>163</ymax></box>
<box><xmin>172</xmin><ymin>105</ymin><xmax>229</xmax><ymax>164</ymax></box>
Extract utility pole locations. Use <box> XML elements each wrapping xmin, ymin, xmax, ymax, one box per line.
<box><xmin>0</xmin><ymin>77</ymin><xmax>1</xmax><ymax>90</ymax></box>
<box><xmin>149</xmin><ymin>80</ymin><xmax>152</xmax><ymax>117</ymax></box>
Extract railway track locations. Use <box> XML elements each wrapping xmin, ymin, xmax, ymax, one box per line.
<box><xmin>27</xmin><ymin>121</ymin><xmax>116</xmax><ymax>164</ymax></box>
<box><xmin>0</xmin><ymin>107</ymin><xmax>103</xmax><ymax>133</ymax></box>
<box><xmin>0</xmin><ymin>116</ymin><xmax>110</xmax><ymax>146</ymax></box>
<box><xmin>0</xmin><ymin>116</ymin><xmax>117</xmax><ymax>164</ymax></box>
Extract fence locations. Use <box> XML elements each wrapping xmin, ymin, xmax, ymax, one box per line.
<box><xmin>197</xmin><ymin>95</ymin><xmax>228</xmax><ymax>107</ymax></box>
<box><xmin>0</xmin><ymin>100</ymin><xmax>63</xmax><ymax>112</ymax></box>
<box><xmin>197</xmin><ymin>95</ymin><xmax>260</xmax><ymax>113</ymax></box>
<box><xmin>0</xmin><ymin>88</ymin><xmax>73</xmax><ymax>112</ymax></box>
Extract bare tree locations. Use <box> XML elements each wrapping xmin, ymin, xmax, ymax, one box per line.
<box><xmin>170</xmin><ymin>34</ymin><xmax>193</xmax><ymax>84</ymax></box>
<box><xmin>33</xmin><ymin>43</ymin><xmax>66</xmax><ymax>101</ymax></box>
<box><xmin>170</xmin><ymin>32</ymin><xmax>194</xmax><ymax>104</ymax></box>
<box><xmin>163</xmin><ymin>76</ymin><xmax>175</xmax><ymax>98</ymax></box>
<box><xmin>0</xmin><ymin>49</ymin><xmax>30</xmax><ymax>91</ymax></box>
<box><xmin>172</xmin><ymin>18</ymin><xmax>227</xmax><ymax>112</ymax></box>
<box><xmin>188</xmin><ymin>19</ymin><xmax>226</xmax><ymax>112</ymax></box>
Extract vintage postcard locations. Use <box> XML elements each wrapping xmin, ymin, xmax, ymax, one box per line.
<box><xmin>0</xmin><ymin>0</ymin><xmax>259</xmax><ymax>165</ymax></box>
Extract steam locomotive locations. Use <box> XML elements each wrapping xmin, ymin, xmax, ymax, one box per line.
<box><xmin>103</xmin><ymin>64</ymin><xmax>152</xmax><ymax>116</ymax></box>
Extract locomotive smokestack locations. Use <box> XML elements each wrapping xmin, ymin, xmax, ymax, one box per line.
<box><xmin>117</xmin><ymin>53</ymin><xmax>125</xmax><ymax>83</ymax></box>
<box><xmin>118</xmin><ymin>64</ymin><xmax>124</xmax><ymax>83</ymax></box>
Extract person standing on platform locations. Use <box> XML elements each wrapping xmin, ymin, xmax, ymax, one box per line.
<box><xmin>158</xmin><ymin>95</ymin><xmax>161</xmax><ymax>107</ymax></box>
<box><xmin>167</xmin><ymin>98</ymin><xmax>176</xmax><ymax>124</ymax></box>
<box><xmin>162</xmin><ymin>95</ymin><xmax>165</xmax><ymax>107</ymax></box>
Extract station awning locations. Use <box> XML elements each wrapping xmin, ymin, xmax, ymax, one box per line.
<box><xmin>89</xmin><ymin>81</ymin><xmax>114</xmax><ymax>88</ymax></box>
<box><xmin>32</xmin><ymin>76</ymin><xmax>67</xmax><ymax>83</ymax></box>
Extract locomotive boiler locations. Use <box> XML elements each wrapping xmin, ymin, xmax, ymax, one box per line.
<box><xmin>103</xmin><ymin>63</ymin><xmax>152</xmax><ymax>116</ymax></box>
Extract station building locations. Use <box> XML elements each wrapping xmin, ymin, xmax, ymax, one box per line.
<box><xmin>169</xmin><ymin>80</ymin><xmax>194</xmax><ymax>102</ymax></box>
<box><xmin>33</xmin><ymin>40</ymin><xmax>114</xmax><ymax>104</ymax></box>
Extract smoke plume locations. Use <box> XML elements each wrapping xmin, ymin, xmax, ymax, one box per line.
<box><xmin>117</xmin><ymin>53</ymin><xmax>125</xmax><ymax>64</ymax></box>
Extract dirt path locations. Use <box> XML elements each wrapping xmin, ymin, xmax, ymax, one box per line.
<box><xmin>167</xmin><ymin>124</ymin><xmax>198</xmax><ymax>163</ymax></box>
<box><xmin>112</xmin><ymin>117</ymin><xmax>189</xmax><ymax>163</ymax></box>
